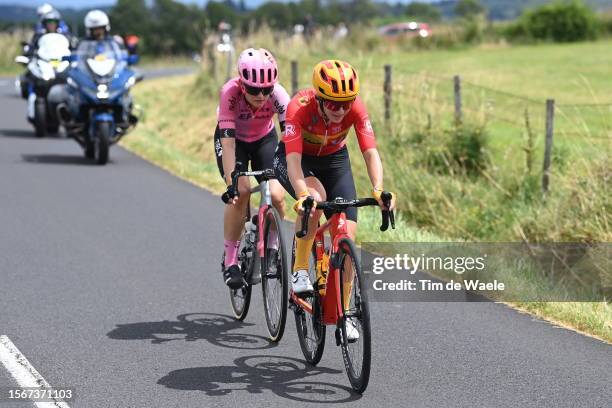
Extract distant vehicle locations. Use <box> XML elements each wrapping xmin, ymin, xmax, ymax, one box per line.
<box><xmin>378</xmin><ymin>22</ymin><xmax>431</xmax><ymax>39</ymax></box>
<box><xmin>15</xmin><ymin>33</ymin><xmax>71</xmax><ymax>137</ymax></box>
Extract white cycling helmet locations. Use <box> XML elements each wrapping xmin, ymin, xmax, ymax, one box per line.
<box><xmin>84</xmin><ymin>10</ymin><xmax>110</xmax><ymax>36</ymax></box>
<box><xmin>37</xmin><ymin>3</ymin><xmax>54</xmax><ymax>18</ymax></box>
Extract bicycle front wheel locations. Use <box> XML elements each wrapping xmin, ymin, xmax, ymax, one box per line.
<box><xmin>227</xmin><ymin>236</ymin><xmax>252</xmax><ymax>320</ymax></box>
<box><xmin>292</xmin><ymin>238</ymin><xmax>326</xmax><ymax>365</ymax></box>
<box><xmin>337</xmin><ymin>237</ymin><xmax>371</xmax><ymax>393</ymax></box>
<box><xmin>261</xmin><ymin>207</ymin><xmax>288</xmax><ymax>342</ymax></box>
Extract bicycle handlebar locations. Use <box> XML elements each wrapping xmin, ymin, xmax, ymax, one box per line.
<box><xmin>221</xmin><ymin>169</ymin><xmax>276</xmax><ymax>204</ymax></box>
<box><xmin>296</xmin><ymin>193</ymin><xmax>395</xmax><ymax>238</ymax></box>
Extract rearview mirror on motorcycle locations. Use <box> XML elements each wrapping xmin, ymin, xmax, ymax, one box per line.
<box><xmin>15</xmin><ymin>56</ymin><xmax>30</xmax><ymax>65</ymax></box>
<box><xmin>127</xmin><ymin>54</ymin><xmax>139</xmax><ymax>66</ymax></box>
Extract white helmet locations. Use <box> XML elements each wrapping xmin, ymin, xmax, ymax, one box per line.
<box><xmin>84</xmin><ymin>10</ymin><xmax>110</xmax><ymax>35</ymax></box>
<box><xmin>37</xmin><ymin>3</ymin><xmax>54</xmax><ymax>18</ymax></box>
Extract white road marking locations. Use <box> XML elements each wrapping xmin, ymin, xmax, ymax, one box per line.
<box><xmin>0</xmin><ymin>335</ymin><xmax>70</xmax><ymax>408</ymax></box>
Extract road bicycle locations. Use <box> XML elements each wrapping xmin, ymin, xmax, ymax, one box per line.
<box><xmin>221</xmin><ymin>169</ymin><xmax>288</xmax><ymax>342</ymax></box>
<box><xmin>290</xmin><ymin>193</ymin><xmax>394</xmax><ymax>393</ymax></box>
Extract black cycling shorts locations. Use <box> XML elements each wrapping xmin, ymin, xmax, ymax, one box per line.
<box><xmin>273</xmin><ymin>142</ymin><xmax>358</xmax><ymax>222</ymax></box>
<box><xmin>214</xmin><ymin>125</ymin><xmax>278</xmax><ymax>183</ymax></box>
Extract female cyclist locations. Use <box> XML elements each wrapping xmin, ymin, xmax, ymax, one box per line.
<box><xmin>215</xmin><ymin>48</ymin><xmax>290</xmax><ymax>288</ymax></box>
<box><xmin>273</xmin><ymin>59</ymin><xmax>396</xmax><ymax>337</ymax></box>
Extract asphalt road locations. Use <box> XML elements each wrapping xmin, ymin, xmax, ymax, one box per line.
<box><xmin>0</xmin><ymin>72</ymin><xmax>610</xmax><ymax>408</ymax></box>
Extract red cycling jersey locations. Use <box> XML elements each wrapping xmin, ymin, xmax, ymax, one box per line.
<box><xmin>283</xmin><ymin>89</ymin><xmax>376</xmax><ymax>156</ymax></box>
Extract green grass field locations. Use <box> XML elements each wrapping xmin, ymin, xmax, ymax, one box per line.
<box><xmin>0</xmin><ymin>31</ymin><xmax>27</xmax><ymax>75</ymax></box>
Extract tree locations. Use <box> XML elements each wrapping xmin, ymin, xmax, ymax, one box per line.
<box><xmin>148</xmin><ymin>0</ymin><xmax>205</xmax><ymax>55</ymax></box>
<box><xmin>405</xmin><ymin>2</ymin><xmax>441</xmax><ymax>22</ymax></box>
<box><xmin>455</xmin><ymin>0</ymin><xmax>484</xmax><ymax>18</ymax></box>
<box><xmin>110</xmin><ymin>0</ymin><xmax>150</xmax><ymax>37</ymax></box>
<box><xmin>251</xmin><ymin>2</ymin><xmax>295</xmax><ymax>31</ymax></box>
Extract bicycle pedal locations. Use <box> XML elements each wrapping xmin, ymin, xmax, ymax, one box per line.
<box><xmin>295</xmin><ymin>289</ymin><xmax>314</xmax><ymax>299</ymax></box>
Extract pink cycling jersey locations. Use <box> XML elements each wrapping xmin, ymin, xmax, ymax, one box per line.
<box><xmin>217</xmin><ymin>77</ymin><xmax>290</xmax><ymax>143</ymax></box>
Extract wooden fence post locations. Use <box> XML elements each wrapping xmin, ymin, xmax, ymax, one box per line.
<box><xmin>542</xmin><ymin>99</ymin><xmax>555</xmax><ymax>194</ymax></box>
<box><xmin>384</xmin><ymin>64</ymin><xmax>392</xmax><ymax>121</ymax></box>
<box><xmin>454</xmin><ymin>75</ymin><xmax>462</xmax><ymax>126</ymax></box>
<box><xmin>291</xmin><ymin>61</ymin><xmax>298</xmax><ymax>96</ymax></box>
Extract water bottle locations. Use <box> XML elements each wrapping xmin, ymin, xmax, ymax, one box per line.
<box><xmin>245</xmin><ymin>220</ymin><xmax>257</xmax><ymax>245</ymax></box>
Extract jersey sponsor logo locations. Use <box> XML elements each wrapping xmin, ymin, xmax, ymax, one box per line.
<box><xmin>274</xmin><ymin>99</ymin><xmax>286</xmax><ymax>115</ymax></box>
<box><xmin>362</xmin><ymin>119</ymin><xmax>374</xmax><ymax>134</ymax></box>
<box><xmin>285</xmin><ymin>124</ymin><xmax>296</xmax><ymax>136</ymax></box>
<box><xmin>298</xmin><ymin>96</ymin><xmax>310</xmax><ymax>106</ymax></box>
<box><xmin>228</xmin><ymin>96</ymin><xmax>237</xmax><ymax>111</ymax></box>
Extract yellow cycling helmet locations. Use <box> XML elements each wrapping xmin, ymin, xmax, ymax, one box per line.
<box><xmin>312</xmin><ymin>60</ymin><xmax>360</xmax><ymax>102</ymax></box>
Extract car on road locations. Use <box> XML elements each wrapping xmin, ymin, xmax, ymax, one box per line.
<box><xmin>378</xmin><ymin>21</ymin><xmax>432</xmax><ymax>39</ymax></box>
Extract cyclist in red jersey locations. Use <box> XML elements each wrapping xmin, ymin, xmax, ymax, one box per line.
<box><xmin>273</xmin><ymin>60</ymin><xmax>396</xmax><ymax>324</ymax></box>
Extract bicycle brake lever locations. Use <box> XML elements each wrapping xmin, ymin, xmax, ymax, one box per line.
<box><xmin>296</xmin><ymin>197</ymin><xmax>314</xmax><ymax>238</ymax></box>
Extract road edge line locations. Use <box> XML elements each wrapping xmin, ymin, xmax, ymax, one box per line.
<box><xmin>0</xmin><ymin>335</ymin><xmax>70</xmax><ymax>408</ymax></box>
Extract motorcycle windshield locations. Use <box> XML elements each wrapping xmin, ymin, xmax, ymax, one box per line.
<box><xmin>75</xmin><ymin>40</ymin><xmax>127</xmax><ymax>81</ymax></box>
<box><xmin>36</xmin><ymin>33</ymin><xmax>71</xmax><ymax>62</ymax></box>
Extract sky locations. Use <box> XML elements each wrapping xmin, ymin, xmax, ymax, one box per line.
<box><xmin>0</xmin><ymin>0</ymin><xmax>438</xmax><ymax>9</ymax></box>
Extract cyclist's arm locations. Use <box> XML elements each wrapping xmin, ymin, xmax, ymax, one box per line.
<box><xmin>272</xmin><ymin>84</ymin><xmax>290</xmax><ymax>133</ymax></box>
<box><xmin>218</xmin><ymin>82</ymin><xmax>240</xmax><ymax>185</ymax></box>
<box><xmin>286</xmin><ymin>152</ymin><xmax>309</xmax><ymax>196</ymax></box>
<box><xmin>219</xmin><ymin>129</ymin><xmax>236</xmax><ymax>185</ymax></box>
<box><xmin>362</xmin><ymin>148</ymin><xmax>384</xmax><ymax>192</ymax></box>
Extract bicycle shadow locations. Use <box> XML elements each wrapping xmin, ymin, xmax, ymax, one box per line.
<box><xmin>107</xmin><ymin>312</ymin><xmax>274</xmax><ymax>350</ymax></box>
<box><xmin>158</xmin><ymin>355</ymin><xmax>361</xmax><ymax>403</ymax></box>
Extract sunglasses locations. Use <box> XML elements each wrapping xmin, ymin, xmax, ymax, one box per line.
<box><xmin>323</xmin><ymin>100</ymin><xmax>354</xmax><ymax>112</ymax></box>
<box><xmin>243</xmin><ymin>84</ymin><xmax>274</xmax><ymax>96</ymax></box>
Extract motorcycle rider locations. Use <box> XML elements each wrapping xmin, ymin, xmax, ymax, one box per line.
<box><xmin>19</xmin><ymin>9</ymin><xmax>75</xmax><ymax>99</ymax></box>
<box><xmin>35</xmin><ymin>4</ymin><xmax>71</xmax><ymax>35</ymax></box>
<box><xmin>26</xmin><ymin>10</ymin><xmax>75</xmax><ymax>56</ymax></box>
<box><xmin>57</xmin><ymin>10</ymin><xmax>138</xmax><ymax>127</ymax></box>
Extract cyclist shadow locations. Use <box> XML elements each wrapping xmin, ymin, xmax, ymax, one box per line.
<box><xmin>107</xmin><ymin>312</ymin><xmax>274</xmax><ymax>350</ymax></box>
<box><xmin>158</xmin><ymin>355</ymin><xmax>361</xmax><ymax>403</ymax></box>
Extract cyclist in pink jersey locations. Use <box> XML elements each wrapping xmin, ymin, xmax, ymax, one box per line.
<box><xmin>214</xmin><ymin>48</ymin><xmax>290</xmax><ymax>289</ymax></box>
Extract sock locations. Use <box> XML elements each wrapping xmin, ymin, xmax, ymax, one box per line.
<box><xmin>343</xmin><ymin>281</ymin><xmax>353</xmax><ymax>311</ymax></box>
<box><xmin>267</xmin><ymin>228</ymin><xmax>279</xmax><ymax>250</ymax></box>
<box><xmin>293</xmin><ymin>235</ymin><xmax>315</xmax><ymax>273</ymax></box>
<box><xmin>224</xmin><ymin>240</ymin><xmax>240</xmax><ymax>267</ymax></box>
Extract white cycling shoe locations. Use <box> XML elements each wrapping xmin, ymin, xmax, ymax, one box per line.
<box><xmin>292</xmin><ymin>269</ymin><xmax>314</xmax><ymax>294</ymax></box>
<box><xmin>345</xmin><ymin>317</ymin><xmax>360</xmax><ymax>342</ymax></box>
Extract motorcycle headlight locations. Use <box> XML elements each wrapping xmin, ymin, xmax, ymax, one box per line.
<box><xmin>124</xmin><ymin>76</ymin><xmax>136</xmax><ymax>90</ymax></box>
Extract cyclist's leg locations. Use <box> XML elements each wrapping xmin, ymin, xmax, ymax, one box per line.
<box><xmin>273</xmin><ymin>143</ymin><xmax>324</xmax><ymax>285</ymax></box>
<box><xmin>215</xmin><ymin>126</ymin><xmax>251</xmax><ymax>268</ymax></box>
<box><xmin>316</xmin><ymin>147</ymin><xmax>358</xmax><ymax>308</ymax></box>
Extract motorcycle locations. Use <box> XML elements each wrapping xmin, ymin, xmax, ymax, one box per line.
<box><xmin>63</xmin><ymin>40</ymin><xmax>141</xmax><ymax>165</ymax></box>
<box><xmin>15</xmin><ymin>33</ymin><xmax>71</xmax><ymax>137</ymax></box>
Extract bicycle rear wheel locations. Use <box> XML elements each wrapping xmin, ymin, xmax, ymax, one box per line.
<box><xmin>227</xmin><ymin>236</ymin><xmax>253</xmax><ymax>320</ymax></box>
<box><xmin>261</xmin><ymin>207</ymin><xmax>288</xmax><ymax>342</ymax></box>
<box><xmin>337</xmin><ymin>237</ymin><xmax>371</xmax><ymax>393</ymax></box>
<box><xmin>292</xmin><ymin>237</ymin><xmax>326</xmax><ymax>365</ymax></box>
